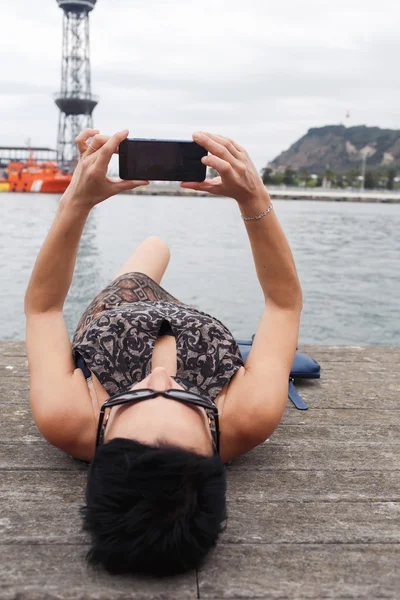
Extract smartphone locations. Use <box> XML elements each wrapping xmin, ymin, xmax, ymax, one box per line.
<box><xmin>119</xmin><ymin>138</ymin><xmax>208</xmax><ymax>182</ymax></box>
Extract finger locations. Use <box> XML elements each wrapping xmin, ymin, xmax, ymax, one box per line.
<box><xmin>180</xmin><ymin>177</ymin><xmax>221</xmax><ymax>193</ymax></box>
<box><xmin>203</xmin><ymin>132</ymin><xmax>243</xmax><ymax>159</ymax></box>
<box><xmin>201</xmin><ymin>153</ymin><xmax>233</xmax><ymax>176</ymax></box>
<box><xmin>85</xmin><ymin>134</ymin><xmax>111</xmax><ymax>156</ymax></box>
<box><xmin>87</xmin><ymin>134</ymin><xmax>121</xmax><ymax>157</ymax></box>
<box><xmin>96</xmin><ymin>129</ymin><xmax>129</xmax><ymax>171</ymax></box>
<box><xmin>192</xmin><ymin>132</ymin><xmax>241</xmax><ymax>168</ymax></box>
<box><xmin>108</xmin><ymin>178</ymin><xmax>149</xmax><ymax>194</ymax></box>
<box><xmin>180</xmin><ymin>181</ymin><xmax>205</xmax><ymax>191</ymax></box>
<box><xmin>75</xmin><ymin>128</ymin><xmax>100</xmax><ymax>156</ymax></box>
<box><xmin>205</xmin><ymin>132</ymin><xmax>246</xmax><ymax>155</ymax></box>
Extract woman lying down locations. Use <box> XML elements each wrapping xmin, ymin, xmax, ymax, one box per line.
<box><xmin>24</xmin><ymin>128</ymin><xmax>302</xmax><ymax>576</ymax></box>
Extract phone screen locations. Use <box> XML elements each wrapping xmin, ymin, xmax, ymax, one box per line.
<box><xmin>119</xmin><ymin>138</ymin><xmax>207</xmax><ymax>182</ymax></box>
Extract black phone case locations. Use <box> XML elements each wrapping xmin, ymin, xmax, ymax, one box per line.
<box><xmin>119</xmin><ymin>139</ymin><xmax>208</xmax><ymax>182</ymax></box>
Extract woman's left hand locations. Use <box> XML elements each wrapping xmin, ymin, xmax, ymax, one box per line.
<box><xmin>63</xmin><ymin>128</ymin><xmax>149</xmax><ymax>209</ymax></box>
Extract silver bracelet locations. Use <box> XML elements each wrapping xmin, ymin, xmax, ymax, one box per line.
<box><xmin>241</xmin><ymin>202</ymin><xmax>274</xmax><ymax>221</ymax></box>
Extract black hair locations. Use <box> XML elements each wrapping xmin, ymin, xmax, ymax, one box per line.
<box><xmin>81</xmin><ymin>438</ymin><xmax>227</xmax><ymax>577</ymax></box>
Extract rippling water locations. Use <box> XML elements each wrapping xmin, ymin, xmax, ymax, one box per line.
<box><xmin>1</xmin><ymin>193</ymin><xmax>399</xmax><ymax>345</ymax></box>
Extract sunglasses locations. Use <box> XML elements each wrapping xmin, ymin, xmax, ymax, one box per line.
<box><xmin>95</xmin><ymin>387</ymin><xmax>220</xmax><ymax>455</ymax></box>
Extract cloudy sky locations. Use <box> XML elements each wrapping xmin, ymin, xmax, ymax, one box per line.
<box><xmin>1</xmin><ymin>0</ymin><xmax>399</xmax><ymax>169</ymax></box>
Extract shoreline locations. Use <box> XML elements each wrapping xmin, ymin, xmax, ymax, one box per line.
<box><xmin>129</xmin><ymin>185</ymin><xmax>400</xmax><ymax>203</ymax></box>
<box><xmin>1</xmin><ymin>186</ymin><xmax>399</xmax><ymax>203</ymax></box>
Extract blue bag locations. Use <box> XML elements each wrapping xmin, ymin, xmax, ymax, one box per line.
<box><xmin>235</xmin><ymin>338</ymin><xmax>320</xmax><ymax>410</ymax></box>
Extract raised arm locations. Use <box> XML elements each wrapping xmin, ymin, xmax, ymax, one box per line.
<box><xmin>182</xmin><ymin>132</ymin><xmax>302</xmax><ymax>461</ymax></box>
<box><xmin>25</xmin><ymin>129</ymin><xmax>148</xmax><ymax>459</ymax></box>
<box><xmin>25</xmin><ymin>129</ymin><xmax>147</xmax><ymax>314</ymax></box>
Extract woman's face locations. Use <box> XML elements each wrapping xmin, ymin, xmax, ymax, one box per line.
<box><xmin>104</xmin><ymin>366</ymin><xmax>214</xmax><ymax>456</ymax></box>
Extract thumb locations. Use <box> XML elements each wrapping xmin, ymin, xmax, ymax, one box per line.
<box><xmin>180</xmin><ymin>181</ymin><xmax>206</xmax><ymax>191</ymax></box>
<box><xmin>180</xmin><ymin>180</ymin><xmax>216</xmax><ymax>193</ymax></box>
<box><xmin>113</xmin><ymin>179</ymin><xmax>149</xmax><ymax>193</ymax></box>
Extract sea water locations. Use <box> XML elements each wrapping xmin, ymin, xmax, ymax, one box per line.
<box><xmin>1</xmin><ymin>193</ymin><xmax>399</xmax><ymax>345</ymax></box>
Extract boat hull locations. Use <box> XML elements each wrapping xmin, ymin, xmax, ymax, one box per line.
<box><xmin>16</xmin><ymin>178</ymin><xmax>72</xmax><ymax>193</ymax></box>
<box><xmin>0</xmin><ymin>182</ymin><xmax>10</xmax><ymax>192</ymax></box>
<box><xmin>7</xmin><ymin>160</ymin><xmax>72</xmax><ymax>194</ymax></box>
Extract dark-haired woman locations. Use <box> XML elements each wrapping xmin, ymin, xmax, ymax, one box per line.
<box><xmin>25</xmin><ymin>128</ymin><xmax>302</xmax><ymax>576</ymax></box>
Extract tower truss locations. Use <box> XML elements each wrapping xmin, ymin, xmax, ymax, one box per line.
<box><xmin>55</xmin><ymin>0</ymin><xmax>98</xmax><ymax>169</ymax></box>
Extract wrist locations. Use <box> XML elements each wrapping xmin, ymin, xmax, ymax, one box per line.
<box><xmin>236</xmin><ymin>188</ymin><xmax>271</xmax><ymax>218</ymax></box>
<box><xmin>60</xmin><ymin>191</ymin><xmax>92</xmax><ymax>217</ymax></box>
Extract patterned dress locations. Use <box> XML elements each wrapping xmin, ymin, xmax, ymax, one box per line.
<box><xmin>72</xmin><ymin>272</ymin><xmax>243</xmax><ymax>400</ymax></box>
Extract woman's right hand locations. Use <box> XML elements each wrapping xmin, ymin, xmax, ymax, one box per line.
<box><xmin>180</xmin><ymin>131</ymin><xmax>269</xmax><ymax>208</ymax></box>
<box><xmin>62</xmin><ymin>128</ymin><xmax>149</xmax><ymax>210</ymax></box>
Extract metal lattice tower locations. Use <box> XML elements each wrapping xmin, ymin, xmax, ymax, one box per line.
<box><xmin>55</xmin><ymin>0</ymin><xmax>98</xmax><ymax>169</ymax></box>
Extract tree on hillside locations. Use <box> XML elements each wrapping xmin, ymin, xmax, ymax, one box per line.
<box><xmin>320</xmin><ymin>167</ymin><xmax>335</xmax><ymax>188</ymax></box>
<box><xmin>283</xmin><ymin>167</ymin><xmax>296</xmax><ymax>186</ymax></box>
<box><xmin>261</xmin><ymin>167</ymin><xmax>274</xmax><ymax>184</ymax></box>
<box><xmin>298</xmin><ymin>170</ymin><xmax>310</xmax><ymax>185</ymax></box>
<box><xmin>387</xmin><ymin>168</ymin><xmax>396</xmax><ymax>190</ymax></box>
<box><xmin>335</xmin><ymin>174</ymin><xmax>345</xmax><ymax>188</ymax></box>
<box><xmin>364</xmin><ymin>171</ymin><xmax>376</xmax><ymax>189</ymax></box>
<box><xmin>345</xmin><ymin>168</ymin><xmax>360</xmax><ymax>187</ymax></box>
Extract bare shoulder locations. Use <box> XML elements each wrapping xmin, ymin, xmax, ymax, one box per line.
<box><xmin>214</xmin><ymin>367</ymin><xmax>253</xmax><ymax>463</ymax></box>
<box><xmin>32</xmin><ymin>367</ymin><xmax>98</xmax><ymax>462</ymax></box>
<box><xmin>215</xmin><ymin>302</ymin><xmax>301</xmax><ymax>464</ymax></box>
<box><xmin>26</xmin><ymin>311</ymin><xmax>98</xmax><ymax>462</ymax></box>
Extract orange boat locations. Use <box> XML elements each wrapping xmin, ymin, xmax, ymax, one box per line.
<box><xmin>7</xmin><ymin>157</ymin><xmax>72</xmax><ymax>193</ymax></box>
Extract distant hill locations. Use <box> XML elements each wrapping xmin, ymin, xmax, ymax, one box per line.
<box><xmin>270</xmin><ymin>125</ymin><xmax>400</xmax><ymax>173</ymax></box>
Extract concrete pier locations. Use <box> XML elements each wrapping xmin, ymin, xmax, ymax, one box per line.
<box><xmin>129</xmin><ymin>182</ymin><xmax>400</xmax><ymax>203</ymax></box>
<box><xmin>1</xmin><ymin>341</ymin><xmax>399</xmax><ymax>599</ymax></box>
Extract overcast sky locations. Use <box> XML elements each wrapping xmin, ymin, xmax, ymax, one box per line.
<box><xmin>1</xmin><ymin>0</ymin><xmax>399</xmax><ymax>169</ymax></box>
